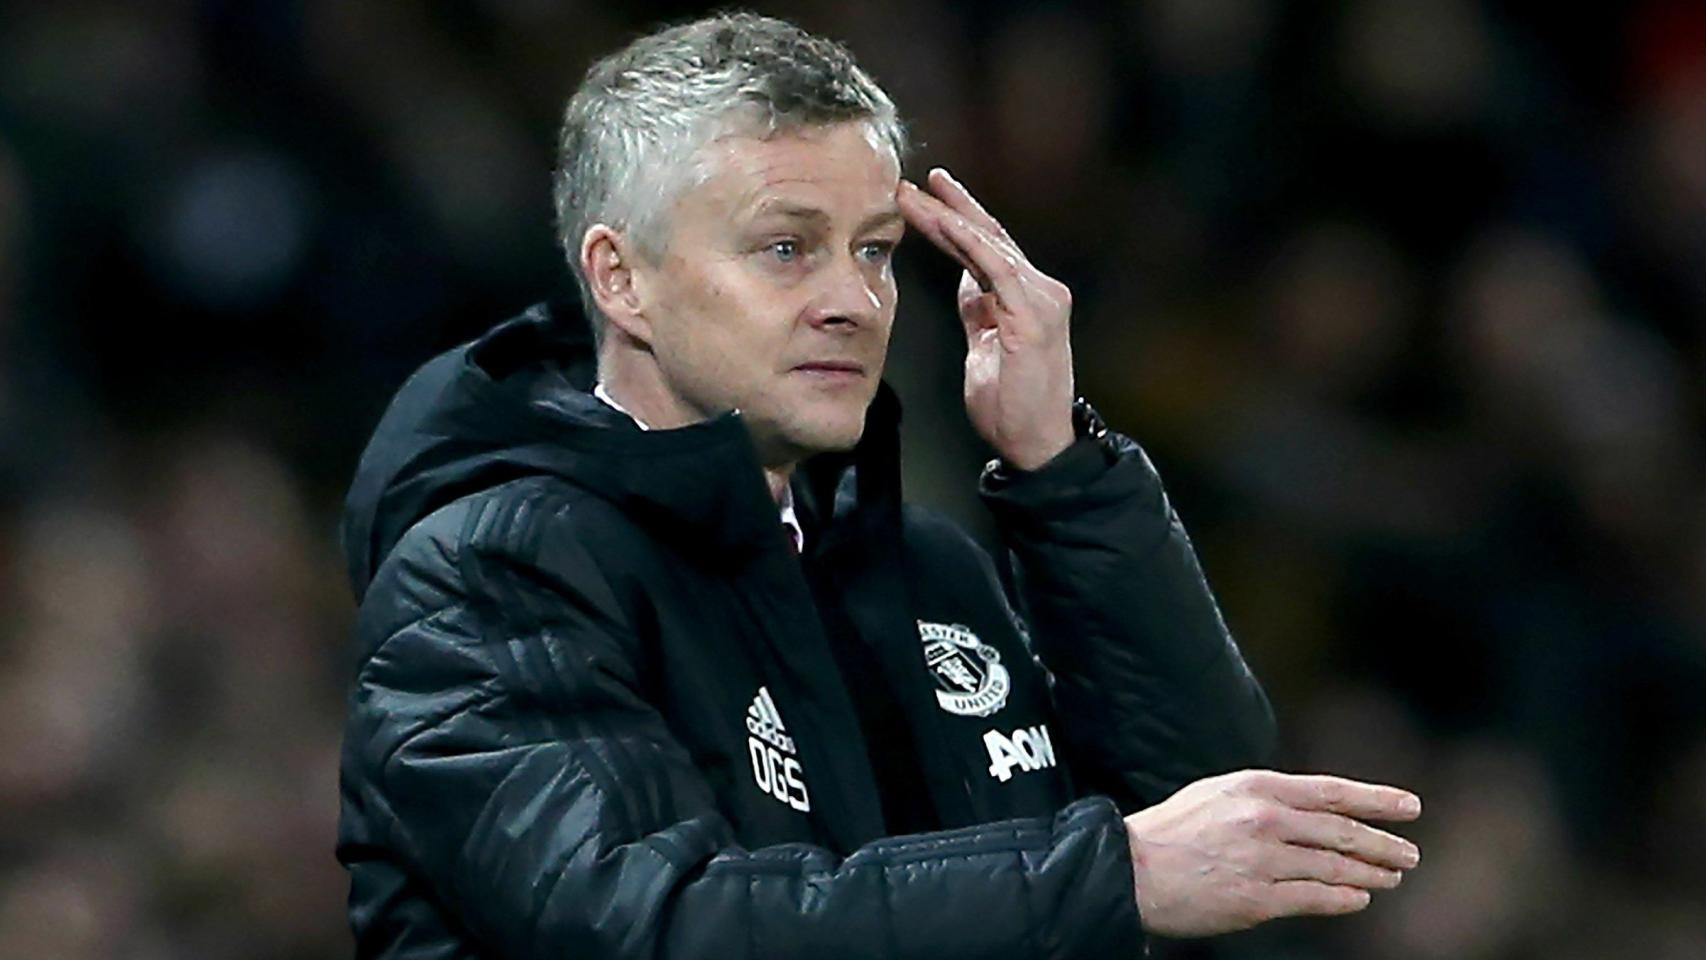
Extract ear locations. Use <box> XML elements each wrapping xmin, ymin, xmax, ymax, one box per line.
<box><xmin>580</xmin><ymin>224</ymin><xmax>653</xmax><ymax>343</ymax></box>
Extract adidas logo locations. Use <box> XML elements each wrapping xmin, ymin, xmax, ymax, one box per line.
<box><xmin>745</xmin><ymin>686</ymin><xmax>809</xmax><ymax>812</ymax></box>
<box><xmin>746</xmin><ymin>686</ymin><xmax>796</xmax><ymax>755</ymax></box>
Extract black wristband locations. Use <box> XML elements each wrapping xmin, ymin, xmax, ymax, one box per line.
<box><xmin>1071</xmin><ymin>396</ymin><xmax>1111</xmax><ymax>447</ymax></box>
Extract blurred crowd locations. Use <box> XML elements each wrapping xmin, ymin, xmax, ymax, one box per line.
<box><xmin>1</xmin><ymin>1</ymin><xmax>1703</xmax><ymax>957</ymax></box>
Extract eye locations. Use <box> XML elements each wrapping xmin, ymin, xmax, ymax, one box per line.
<box><xmin>769</xmin><ymin>239</ymin><xmax>801</xmax><ymax>262</ymax></box>
<box><xmin>858</xmin><ymin>240</ymin><xmax>896</xmax><ymax>264</ymax></box>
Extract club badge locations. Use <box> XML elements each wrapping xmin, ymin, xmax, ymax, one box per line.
<box><xmin>918</xmin><ymin>621</ymin><xmax>1010</xmax><ymax>717</ymax></box>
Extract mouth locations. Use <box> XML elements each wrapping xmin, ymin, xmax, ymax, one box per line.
<box><xmin>791</xmin><ymin>360</ymin><xmax>868</xmax><ymax>383</ymax></box>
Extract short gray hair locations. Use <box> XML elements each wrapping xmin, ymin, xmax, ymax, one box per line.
<box><xmin>552</xmin><ymin>12</ymin><xmax>908</xmax><ymax>340</ymax></box>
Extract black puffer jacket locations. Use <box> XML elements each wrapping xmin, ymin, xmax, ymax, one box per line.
<box><xmin>337</xmin><ymin>302</ymin><xmax>1275</xmax><ymax>959</ymax></box>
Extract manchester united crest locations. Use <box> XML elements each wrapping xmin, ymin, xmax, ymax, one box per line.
<box><xmin>918</xmin><ymin>621</ymin><xmax>1011</xmax><ymax>717</ymax></box>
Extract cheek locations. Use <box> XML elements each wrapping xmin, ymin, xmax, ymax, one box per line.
<box><xmin>879</xmin><ymin>275</ymin><xmax>900</xmax><ymax>317</ymax></box>
<box><xmin>656</xmin><ymin>263</ymin><xmax>731</xmax><ymax>346</ymax></box>
<box><xmin>661</xmin><ymin>271</ymin><xmax>791</xmax><ymax>382</ymax></box>
<box><xmin>869</xmin><ymin>276</ymin><xmax>899</xmax><ymax>338</ymax></box>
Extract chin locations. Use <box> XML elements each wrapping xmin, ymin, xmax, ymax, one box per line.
<box><xmin>761</xmin><ymin>412</ymin><xmax>865</xmax><ymax>462</ymax></box>
<box><xmin>794</xmin><ymin>421</ymin><xmax>864</xmax><ymax>455</ymax></box>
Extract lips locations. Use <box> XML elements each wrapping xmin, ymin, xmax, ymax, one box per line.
<box><xmin>792</xmin><ymin>360</ymin><xmax>866</xmax><ymax>374</ymax></box>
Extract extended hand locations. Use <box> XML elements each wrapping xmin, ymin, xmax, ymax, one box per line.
<box><xmin>897</xmin><ymin>169</ymin><xmax>1075</xmax><ymax>470</ymax></box>
<box><xmin>1123</xmin><ymin>770</ymin><xmax>1422</xmax><ymax>938</ymax></box>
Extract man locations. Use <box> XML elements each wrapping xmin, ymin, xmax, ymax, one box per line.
<box><xmin>337</xmin><ymin>13</ymin><xmax>1422</xmax><ymax>959</ymax></box>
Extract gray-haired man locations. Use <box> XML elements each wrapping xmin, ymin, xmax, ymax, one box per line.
<box><xmin>338</xmin><ymin>13</ymin><xmax>1422</xmax><ymax>959</ymax></box>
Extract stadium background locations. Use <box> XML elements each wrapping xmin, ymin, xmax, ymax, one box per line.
<box><xmin>1</xmin><ymin>1</ymin><xmax>1703</xmax><ymax>956</ymax></box>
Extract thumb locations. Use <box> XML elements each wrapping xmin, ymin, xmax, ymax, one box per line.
<box><xmin>958</xmin><ymin>270</ymin><xmax>998</xmax><ymax>338</ymax></box>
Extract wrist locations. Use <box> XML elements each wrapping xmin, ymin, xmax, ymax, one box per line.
<box><xmin>1124</xmin><ymin>815</ymin><xmax>1159</xmax><ymax>934</ymax></box>
<box><xmin>1000</xmin><ymin>423</ymin><xmax>1075</xmax><ymax>472</ymax></box>
<box><xmin>988</xmin><ymin>398</ymin><xmax>1116</xmax><ymax>477</ymax></box>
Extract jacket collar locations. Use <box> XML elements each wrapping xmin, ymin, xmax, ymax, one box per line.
<box><xmin>456</xmin><ymin>302</ymin><xmax>903</xmax><ymax>560</ymax></box>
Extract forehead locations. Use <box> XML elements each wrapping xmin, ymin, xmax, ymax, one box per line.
<box><xmin>685</xmin><ymin>121</ymin><xmax>901</xmax><ymax>222</ymax></box>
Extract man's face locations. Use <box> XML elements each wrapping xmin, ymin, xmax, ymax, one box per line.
<box><xmin>636</xmin><ymin>120</ymin><xmax>904</xmax><ymax>464</ymax></box>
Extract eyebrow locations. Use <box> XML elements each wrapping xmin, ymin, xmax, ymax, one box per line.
<box><xmin>858</xmin><ymin>209</ymin><xmax>906</xmax><ymax>233</ymax></box>
<box><xmin>747</xmin><ymin>200</ymin><xmax>904</xmax><ymax>234</ymax></box>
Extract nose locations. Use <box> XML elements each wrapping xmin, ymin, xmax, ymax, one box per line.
<box><xmin>804</xmin><ymin>252</ymin><xmax>884</xmax><ymax>331</ymax></box>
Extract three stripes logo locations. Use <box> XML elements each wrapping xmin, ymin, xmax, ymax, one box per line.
<box><xmin>746</xmin><ymin>687</ymin><xmax>810</xmax><ymax>812</ymax></box>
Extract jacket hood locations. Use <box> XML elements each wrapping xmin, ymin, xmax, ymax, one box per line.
<box><xmin>341</xmin><ymin>301</ymin><xmax>902</xmax><ymax>601</ymax></box>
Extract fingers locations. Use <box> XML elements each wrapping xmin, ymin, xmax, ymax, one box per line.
<box><xmin>1283</xmin><ymin>809</ymin><xmax>1421</xmax><ymax>871</ymax></box>
<box><xmin>925</xmin><ymin>167</ymin><xmax>1016</xmax><ymax>245</ymax></box>
<box><xmin>1271</xmin><ymin>845</ymin><xmax>1403</xmax><ymax>891</ymax></box>
<box><xmin>898</xmin><ymin>179</ymin><xmax>1009</xmax><ymax>295</ymax></box>
<box><xmin>935</xmin><ymin>211</ymin><xmax>1031</xmax><ymax>306</ymax></box>
<box><xmin>1261</xmin><ymin>773</ymin><xmax>1421</xmax><ymax>822</ymax></box>
<box><xmin>896</xmin><ymin>175</ymin><xmax>1073</xmax><ymax>348</ymax></box>
<box><xmin>1266</xmin><ymin>881</ymin><xmax>1371</xmax><ymax>920</ymax></box>
<box><xmin>897</xmin><ymin>180</ymin><xmax>980</xmax><ymax>284</ymax></box>
<box><xmin>956</xmin><ymin>269</ymin><xmax>992</xmax><ymax>324</ymax></box>
<box><xmin>896</xmin><ymin>178</ymin><xmax>961</xmax><ymax>256</ymax></box>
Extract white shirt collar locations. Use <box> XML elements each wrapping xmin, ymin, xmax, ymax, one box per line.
<box><xmin>593</xmin><ymin>382</ymin><xmax>804</xmax><ymax>553</ymax></box>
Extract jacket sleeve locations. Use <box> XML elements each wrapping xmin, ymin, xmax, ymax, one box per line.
<box><xmin>342</xmin><ymin>493</ymin><xmax>1144</xmax><ymax>960</ymax></box>
<box><xmin>980</xmin><ymin>434</ymin><xmax>1277</xmax><ymax>811</ymax></box>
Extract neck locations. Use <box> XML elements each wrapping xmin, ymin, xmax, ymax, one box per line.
<box><xmin>763</xmin><ymin>465</ymin><xmax>793</xmax><ymax>505</ymax></box>
<box><xmin>596</xmin><ymin>342</ymin><xmax>703</xmax><ymax>432</ymax></box>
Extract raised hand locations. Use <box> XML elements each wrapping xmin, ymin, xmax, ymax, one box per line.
<box><xmin>1123</xmin><ymin>770</ymin><xmax>1423</xmax><ymax>937</ymax></box>
<box><xmin>897</xmin><ymin>169</ymin><xmax>1076</xmax><ymax>470</ymax></box>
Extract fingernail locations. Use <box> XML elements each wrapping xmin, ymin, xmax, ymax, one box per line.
<box><xmin>1400</xmin><ymin>794</ymin><xmax>1421</xmax><ymax>816</ymax></box>
<box><xmin>1403</xmin><ymin>846</ymin><xmax>1420</xmax><ymax>868</ymax></box>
